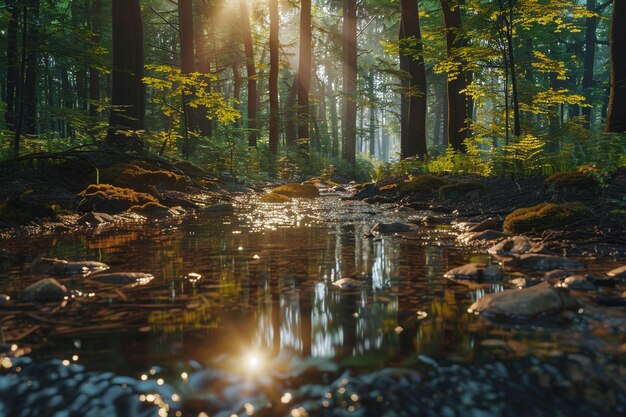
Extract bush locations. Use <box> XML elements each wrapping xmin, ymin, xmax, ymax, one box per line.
<box><xmin>503</xmin><ymin>202</ymin><xmax>591</xmax><ymax>234</ymax></box>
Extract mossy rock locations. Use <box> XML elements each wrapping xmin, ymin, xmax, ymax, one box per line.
<box><xmin>130</xmin><ymin>201</ymin><xmax>173</xmax><ymax>217</ymax></box>
<box><xmin>397</xmin><ymin>175</ymin><xmax>450</xmax><ymax>194</ymax></box>
<box><xmin>439</xmin><ymin>182</ymin><xmax>487</xmax><ymax>200</ymax></box>
<box><xmin>503</xmin><ymin>202</ymin><xmax>592</xmax><ymax>234</ymax></box>
<box><xmin>172</xmin><ymin>160</ymin><xmax>206</xmax><ymax>177</ymax></box>
<box><xmin>271</xmin><ymin>183</ymin><xmax>320</xmax><ymax>198</ymax></box>
<box><xmin>545</xmin><ymin>172</ymin><xmax>599</xmax><ymax>194</ymax></box>
<box><xmin>260</xmin><ymin>193</ymin><xmax>293</xmax><ymax>203</ymax></box>
<box><xmin>101</xmin><ymin>162</ymin><xmax>188</xmax><ymax>194</ymax></box>
<box><xmin>0</xmin><ymin>196</ymin><xmax>58</xmax><ymax>224</ymax></box>
<box><xmin>78</xmin><ymin>184</ymin><xmax>157</xmax><ymax>214</ymax></box>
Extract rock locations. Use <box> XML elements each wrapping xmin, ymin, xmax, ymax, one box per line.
<box><xmin>543</xmin><ymin>269</ymin><xmax>572</xmax><ymax>283</ymax></box>
<box><xmin>408</xmin><ymin>215</ymin><xmax>452</xmax><ymax>226</ymax></box>
<box><xmin>468</xmin><ymin>218</ymin><xmax>502</xmax><ymax>233</ymax></box>
<box><xmin>370</xmin><ymin>222</ymin><xmax>414</xmax><ymax>234</ymax></box>
<box><xmin>20</xmin><ymin>278</ymin><xmax>68</xmax><ymax>302</ymax></box>
<box><xmin>545</xmin><ymin>172</ymin><xmax>599</xmax><ymax>194</ymax></box>
<box><xmin>91</xmin><ymin>272</ymin><xmax>154</xmax><ymax>286</ymax></box>
<box><xmin>77</xmin><ymin>212</ymin><xmax>115</xmax><ymax>226</ymax></box>
<box><xmin>503</xmin><ymin>254</ymin><xmax>584</xmax><ymax>271</ymax></box>
<box><xmin>439</xmin><ymin>182</ymin><xmax>487</xmax><ymax>200</ymax></box>
<box><xmin>0</xmin><ymin>294</ymin><xmax>10</xmax><ymax>305</ymax></box>
<box><xmin>270</xmin><ymin>183</ymin><xmax>320</xmax><ymax>198</ymax></box>
<box><xmin>30</xmin><ymin>257</ymin><xmax>109</xmax><ymax>276</ymax></box>
<box><xmin>458</xmin><ymin>230</ymin><xmax>509</xmax><ymax>245</ymax></box>
<box><xmin>444</xmin><ymin>263</ymin><xmax>503</xmax><ymax>284</ymax></box>
<box><xmin>332</xmin><ymin>278</ymin><xmax>363</xmax><ymax>289</ymax></box>
<box><xmin>560</xmin><ymin>275</ymin><xmax>596</xmax><ymax>291</ymax></box>
<box><xmin>260</xmin><ymin>193</ymin><xmax>292</xmax><ymax>203</ymax></box>
<box><xmin>364</xmin><ymin>196</ymin><xmax>395</xmax><ymax>204</ymax></box>
<box><xmin>468</xmin><ymin>282</ymin><xmax>579</xmax><ymax>319</ymax></box>
<box><xmin>503</xmin><ymin>202</ymin><xmax>592</xmax><ymax>234</ymax></box>
<box><xmin>130</xmin><ymin>202</ymin><xmax>177</xmax><ymax>218</ymax></box>
<box><xmin>488</xmin><ymin>236</ymin><xmax>534</xmax><ymax>255</ymax></box>
<box><xmin>332</xmin><ymin>185</ymin><xmax>347</xmax><ymax>192</ymax></box>
<box><xmin>77</xmin><ymin>184</ymin><xmax>158</xmax><ymax>214</ymax></box>
<box><xmin>397</xmin><ymin>175</ymin><xmax>450</xmax><ymax>195</ymax></box>
<box><xmin>606</xmin><ymin>265</ymin><xmax>626</xmax><ymax>280</ymax></box>
<box><xmin>203</xmin><ymin>203</ymin><xmax>235</xmax><ymax>213</ymax></box>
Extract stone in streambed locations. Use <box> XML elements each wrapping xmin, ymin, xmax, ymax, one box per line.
<box><xmin>20</xmin><ymin>278</ymin><xmax>68</xmax><ymax>302</ymax></box>
<box><xmin>606</xmin><ymin>265</ymin><xmax>626</xmax><ymax>281</ymax></box>
<box><xmin>203</xmin><ymin>203</ymin><xmax>235</xmax><ymax>213</ymax></box>
<box><xmin>560</xmin><ymin>275</ymin><xmax>596</xmax><ymax>291</ymax></box>
<box><xmin>503</xmin><ymin>254</ymin><xmax>584</xmax><ymax>271</ymax></box>
<box><xmin>91</xmin><ymin>272</ymin><xmax>154</xmax><ymax>285</ymax></box>
<box><xmin>458</xmin><ymin>230</ymin><xmax>509</xmax><ymax>245</ymax></box>
<box><xmin>332</xmin><ymin>278</ymin><xmax>363</xmax><ymax>289</ymax></box>
<box><xmin>30</xmin><ymin>257</ymin><xmax>109</xmax><ymax>276</ymax></box>
<box><xmin>468</xmin><ymin>282</ymin><xmax>579</xmax><ymax>319</ymax></box>
<box><xmin>468</xmin><ymin>218</ymin><xmax>502</xmax><ymax>232</ymax></box>
<box><xmin>370</xmin><ymin>222</ymin><xmax>414</xmax><ymax>234</ymax></box>
<box><xmin>77</xmin><ymin>212</ymin><xmax>115</xmax><ymax>227</ymax></box>
<box><xmin>444</xmin><ymin>263</ymin><xmax>503</xmax><ymax>285</ymax></box>
<box><xmin>487</xmin><ymin>236</ymin><xmax>536</xmax><ymax>255</ymax></box>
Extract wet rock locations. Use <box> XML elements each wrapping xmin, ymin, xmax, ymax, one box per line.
<box><xmin>503</xmin><ymin>254</ymin><xmax>584</xmax><ymax>271</ymax></box>
<box><xmin>488</xmin><ymin>236</ymin><xmax>534</xmax><ymax>255</ymax></box>
<box><xmin>503</xmin><ymin>202</ymin><xmax>592</xmax><ymax>234</ymax></box>
<box><xmin>0</xmin><ymin>294</ymin><xmax>10</xmax><ymax>304</ymax></box>
<box><xmin>130</xmin><ymin>202</ymin><xmax>178</xmax><ymax>218</ymax></box>
<box><xmin>91</xmin><ymin>272</ymin><xmax>154</xmax><ymax>286</ymax></box>
<box><xmin>606</xmin><ymin>265</ymin><xmax>626</xmax><ymax>281</ymax></box>
<box><xmin>20</xmin><ymin>278</ymin><xmax>68</xmax><ymax>302</ymax></box>
<box><xmin>439</xmin><ymin>182</ymin><xmax>487</xmax><ymax>200</ymax></box>
<box><xmin>364</xmin><ymin>195</ymin><xmax>395</xmax><ymax>204</ymax></box>
<box><xmin>203</xmin><ymin>203</ymin><xmax>235</xmax><ymax>213</ymax></box>
<box><xmin>408</xmin><ymin>215</ymin><xmax>452</xmax><ymax>226</ymax></box>
<box><xmin>543</xmin><ymin>269</ymin><xmax>571</xmax><ymax>282</ymax></box>
<box><xmin>444</xmin><ymin>263</ymin><xmax>503</xmax><ymax>284</ymax></box>
<box><xmin>77</xmin><ymin>184</ymin><xmax>158</xmax><ymax>214</ymax></box>
<box><xmin>458</xmin><ymin>230</ymin><xmax>509</xmax><ymax>245</ymax></box>
<box><xmin>332</xmin><ymin>185</ymin><xmax>347</xmax><ymax>192</ymax></box>
<box><xmin>468</xmin><ymin>282</ymin><xmax>579</xmax><ymax>319</ymax></box>
<box><xmin>76</xmin><ymin>212</ymin><xmax>115</xmax><ymax>227</ymax></box>
<box><xmin>468</xmin><ymin>218</ymin><xmax>502</xmax><ymax>233</ymax></box>
<box><xmin>370</xmin><ymin>222</ymin><xmax>414</xmax><ymax>234</ymax></box>
<box><xmin>332</xmin><ymin>278</ymin><xmax>363</xmax><ymax>289</ymax></box>
<box><xmin>30</xmin><ymin>258</ymin><xmax>109</xmax><ymax>276</ymax></box>
<box><xmin>260</xmin><ymin>193</ymin><xmax>292</xmax><ymax>203</ymax></box>
<box><xmin>560</xmin><ymin>275</ymin><xmax>596</xmax><ymax>291</ymax></box>
<box><xmin>271</xmin><ymin>183</ymin><xmax>320</xmax><ymax>198</ymax></box>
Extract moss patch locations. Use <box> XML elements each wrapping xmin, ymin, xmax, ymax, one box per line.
<box><xmin>397</xmin><ymin>175</ymin><xmax>450</xmax><ymax>194</ymax></box>
<box><xmin>439</xmin><ymin>182</ymin><xmax>487</xmax><ymax>200</ymax></box>
<box><xmin>78</xmin><ymin>184</ymin><xmax>157</xmax><ymax>213</ymax></box>
<box><xmin>503</xmin><ymin>202</ymin><xmax>591</xmax><ymax>234</ymax></box>
<box><xmin>130</xmin><ymin>201</ymin><xmax>172</xmax><ymax>217</ymax></box>
<box><xmin>172</xmin><ymin>160</ymin><xmax>206</xmax><ymax>177</ymax></box>
<box><xmin>260</xmin><ymin>193</ymin><xmax>293</xmax><ymax>203</ymax></box>
<box><xmin>101</xmin><ymin>162</ymin><xmax>188</xmax><ymax>194</ymax></box>
<box><xmin>545</xmin><ymin>172</ymin><xmax>598</xmax><ymax>193</ymax></box>
<box><xmin>271</xmin><ymin>183</ymin><xmax>320</xmax><ymax>198</ymax></box>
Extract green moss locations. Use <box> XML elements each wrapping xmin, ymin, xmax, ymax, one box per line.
<box><xmin>102</xmin><ymin>162</ymin><xmax>188</xmax><ymax>194</ymax></box>
<box><xmin>545</xmin><ymin>172</ymin><xmax>598</xmax><ymax>193</ymax></box>
<box><xmin>172</xmin><ymin>160</ymin><xmax>206</xmax><ymax>177</ymax></box>
<box><xmin>439</xmin><ymin>182</ymin><xmax>487</xmax><ymax>200</ymax></box>
<box><xmin>259</xmin><ymin>193</ymin><xmax>293</xmax><ymax>203</ymax></box>
<box><xmin>503</xmin><ymin>202</ymin><xmax>592</xmax><ymax>234</ymax></box>
<box><xmin>78</xmin><ymin>184</ymin><xmax>157</xmax><ymax>213</ymax></box>
<box><xmin>129</xmin><ymin>201</ymin><xmax>171</xmax><ymax>217</ymax></box>
<box><xmin>397</xmin><ymin>175</ymin><xmax>450</xmax><ymax>194</ymax></box>
<box><xmin>271</xmin><ymin>183</ymin><xmax>320</xmax><ymax>198</ymax></box>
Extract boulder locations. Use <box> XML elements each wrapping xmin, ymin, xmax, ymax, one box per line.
<box><xmin>20</xmin><ymin>278</ymin><xmax>68</xmax><ymax>302</ymax></box>
<box><xmin>503</xmin><ymin>202</ymin><xmax>591</xmax><ymax>234</ymax></box>
<box><xmin>370</xmin><ymin>222</ymin><xmax>414</xmax><ymax>234</ymax></box>
<box><xmin>91</xmin><ymin>272</ymin><xmax>154</xmax><ymax>286</ymax></box>
<box><xmin>77</xmin><ymin>184</ymin><xmax>157</xmax><ymax>214</ymax></box>
<box><xmin>77</xmin><ymin>212</ymin><xmax>115</xmax><ymax>227</ymax></box>
<box><xmin>503</xmin><ymin>254</ymin><xmax>584</xmax><ymax>271</ymax></box>
<box><xmin>30</xmin><ymin>257</ymin><xmax>109</xmax><ymax>276</ymax></box>
<box><xmin>332</xmin><ymin>278</ymin><xmax>363</xmax><ymax>289</ymax></box>
<box><xmin>468</xmin><ymin>282</ymin><xmax>579</xmax><ymax>319</ymax></box>
<box><xmin>259</xmin><ymin>193</ymin><xmax>292</xmax><ymax>203</ymax></box>
<box><xmin>270</xmin><ymin>183</ymin><xmax>320</xmax><ymax>198</ymax></box>
<box><xmin>488</xmin><ymin>236</ymin><xmax>534</xmax><ymax>255</ymax></box>
<box><xmin>444</xmin><ymin>263</ymin><xmax>503</xmax><ymax>284</ymax></box>
<box><xmin>560</xmin><ymin>275</ymin><xmax>596</xmax><ymax>291</ymax></box>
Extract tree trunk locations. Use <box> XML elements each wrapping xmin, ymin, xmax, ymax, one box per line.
<box><xmin>285</xmin><ymin>74</ymin><xmax>298</xmax><ymax>145</ymax></box>
<box><xmin>4</xmin><ymin>1</ymin><xmax>19</xmax><ymax>130</ymax></box>
<box><xmin>89</xmin><ymin>0</ymin><xmax>102</xmax><ymax>118</ymax></box>
<box><xmin>342</xmin><ymin>0</ymin><xmax>357</xmax><ymax>167</ymax></box>
<box><xmin>239</xmin><ymin>0</ymin><xmax>258</xmax><ymax>147</ymax></box>
<box><xmin>107</xmin><ymin>0</ymin><xmax>145</xmax><ymax>150</ymax></box>
<box><xmin>606</xmin><ymin>0</ymin><xmax>626</xmax><ymax>132</ymax></box>
<box><xmin>329</xmin><ymin>78</ymin><xmax>339</xmax><ymax>157</ymax></box>
<box><xmin>23</xmin><ymin>0</ymin><xmax>40</xmax><ymax>135</ymax></box>
<box><xmin>179</xmin><ymin>0</ymin><xmax>195</xmax><ymax>158</ymax></box>
<box><xmin>441</xmin><ymin>0</ymin><xmax>468</xmax><ymax>151</ymax></box>
<box><xmin>298</xmin><ymin>0</ymin><xmax>312</xmax><ymax>143</ymax></box>
<box><xmin>194</xmin><ymin>0</ymin><xmax>214</xmax><ymax>137</ymax></box>
<box><xmin>582</xmin><ymin>0</ymin><xmax>597</xmax><ymax>129</ymax></box>
<box><xmin>269</xmin><ymin>0</ymin><xmax>280</xmax><ymax>154</ymax></box>
<box><xmin>400</xmin><ymin>0</ymin><xmax>428</xmax><ymax>159</ymax></box>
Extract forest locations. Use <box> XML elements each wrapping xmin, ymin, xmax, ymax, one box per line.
<box><xmin>0</xmin><ymin>1</ymin><xmax>626</xmax><ymax>417</ymax></box>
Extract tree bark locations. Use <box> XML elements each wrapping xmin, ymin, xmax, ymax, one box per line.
<box><xmin>195</xmin><ymin>0</ymin><xmax>213</xmax><ymax>137</ymax></box>
<box><xmin>240</xmin><ymin>0</ymin><xmax>258</xmax><ymax>147</ymax></box>
<box><xmin>179</xmin><ymin>0</ymin><xmax>195</xmax><ymax>158</ymax></box>
<box><xmin>89</xmin><ymin>0</ymin><xmax>102</xmax><ymax>118</ymax></box>
<box><xmin>441</xmin><ymin>0</ymin><xmax>468</xmax><ymax>151</ymax></box>
<box><xmin>285</xmin><ymin>74</ymin><xmax>298</xmax><ymax>145</ymax></box>
<box><xmin>606</xmin><ymin>0</ymin><xmax>626</xmax><ymax>132</ymax></box>
<box><xmin>582</xmin><ymin>0</ymin><xmax>597</xmax><ymax>129</ymax></box>
<box><xmin>4</xmin><ymin>1</ymin><xmax>19</xmax><ymax>130</ymax></box>
<box><xmin>106</xmin><ymin>0</ymin><xmax>145</xmax><ymax>150</ymax></box>
<box><xmin>23</xmin><ymin>0</ymin><xmax>40</xmax><ymax>135</ymax></box>
<box><xmin>269</xmin><ymin>0</ymin><xmax>280</xmax><ymax>154</ymax></box>
<box><xmin>342</xmin><ymin>0</ymin><xmax>357</xmax><ymax>167</ymax></box>
<box><xmin>298</xmin><ymin>0</ymin><xmax>312</xmax><ymax>143</ymax></box>
<box><xmin>400</xmin><ymin>0</ymin><xmax>428</xmax><ymax>159</ymax></box>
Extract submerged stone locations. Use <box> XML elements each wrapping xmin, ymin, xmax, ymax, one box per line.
<box><xmin>91</xmin><ymin>272</ymin><xmax>154</xmax><ymax>286</ymax></box>
<box><xmin>444</xmin><ymin>263</ymin><xmax>503</xmax><ymax>284</ymax></box>
<box><xmin>468</xmin><ymin>282</ymin><xmax>579</xmax><ymax>319</ymax></box>
<box><xmin>30</xmin><ymin>258</ymin><xmax>109</xmax><ymax>276</ymax></box>
<box><xmin>503</xmin><ymin>254</ymin><xmax>584</xmax><ymax>271</ymax></box>
<box><xmin>20</xmin><ymin>278</ymin><xmax>68</xmax><ymax>302</ymax></box>
<box><xmin>488</xmin><ymin>236</ymin><xmax>535</xmax><ymax>255</ymax></box>
<box><xmin>370</xmin><ymin>222</ymin><xmax>414</xmax><ymax>234</ymax></box>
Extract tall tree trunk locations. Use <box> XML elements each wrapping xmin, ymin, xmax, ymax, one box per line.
<box><xmin>269</xmin><ymin>0</ymin><xmax>280</xmax><ymax>154</ymax></box>
<box><xmin>329</xmin><ymin>78</ymin><xmax>339</xmax><ymax>157</ymax></box>
<box><xmin>239</xmin><ymin>0</ymin><xmax>258</xmax><ymax>147</ymax></box>
<box><xmin>298</xmin><ymin>0</ymin><xmax>312</xmax><ymax>143</ymax></box>
<box><xmin>606</xmin><ymin>0</ymin><xmax>626</xmax><ymax>132</ymax></box>
<box><xmin>195</xmin><ymin>0</ymin><xmax>213</xmax><ymax>137</ymax></box>
<box><xmin>23</xmin><ymin>0</ymin><xmax>40</xmax><ymax>135</ymax></box>
<box><xmin>342</xmin><ymin>0</ymin><xmax>357</xmax><ymax>167</ymax></box>
<box><xmin>89</xmin><ymin>0</ymin><xmax>102</xmax><ymax>118</ymax></box>
<box><xmin>582</xmin><ymin>0</ymin><xmax>597</xmax><ymax>129</ymax></box>
<box><xmin>400</xmin><ymin>0</ymin><xmax>428</xmax><ymax>159</ymax></box>
<box><xmin>179</xmin><ymin>0</ymin><xmax>195</xmax><ymax>158</ymax></box>
<box><xmin>107</xmin><ymin>0</ymin><xmax>145</xmax><ymax>150</ymax></box>
<box><xmin>285</xmin><ymin>74</ymin><xmax>298</xmax><ymax>145</ymax></box>
<box><xmin>441</xmin><ymin>0</ymin><xmax>468</xmax><ymax>151</ymax></box>
<box><xmin>5</xmin><ymin>1</ymin><xmax>19</xmax><ymax>130</ymax></box>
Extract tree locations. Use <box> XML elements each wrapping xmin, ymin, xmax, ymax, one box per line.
<box><xmin>179</xmin><ymin>0</ymin><xmax>195</xmax><ymax>158</ymax></box>
<box><xmin>5</xmin><ymin>0</ymin><xmax>19</xmax><ymax>131</ymax></box>
<box><xmin>342</xmin><ymin>0</ymin><xmax>357</xmax><ymax>167</ymax></box>
<box><xmin>107</xmin><ymin>0</ymin><xmax>145</xmax><ymax>150</ymax></box>
<box><xmin>298</xmin><ymin>0</ymin><xmax>312</xmax><ymax>143</ymax></box>
<box><xmin>89</xmin><ymin>0</ymin><xmax>103</xmax><ymax>118</ymax></box>
<box><xmin>399</xmin><ymin>0</ymin><xmax>428</xmax><ymax>159</ymax></box>
<box><xmin>607</xmin><ymin>0</ymin><xmax>626</xmax><ymax>132</ymax></box>
<box><xmin>440</xmin><ymin>0</ymin><xmax>469</xmax><ymax>151</ymax></box>
<box><xmin>240</xmin><ymin>0</ymin><xmax>258</xmax><ymax>147</ymax></box>
<box><xmin>268</xmin><ymin>0</ymin><xmax>280</xmax><ymax>154</ymax></box>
